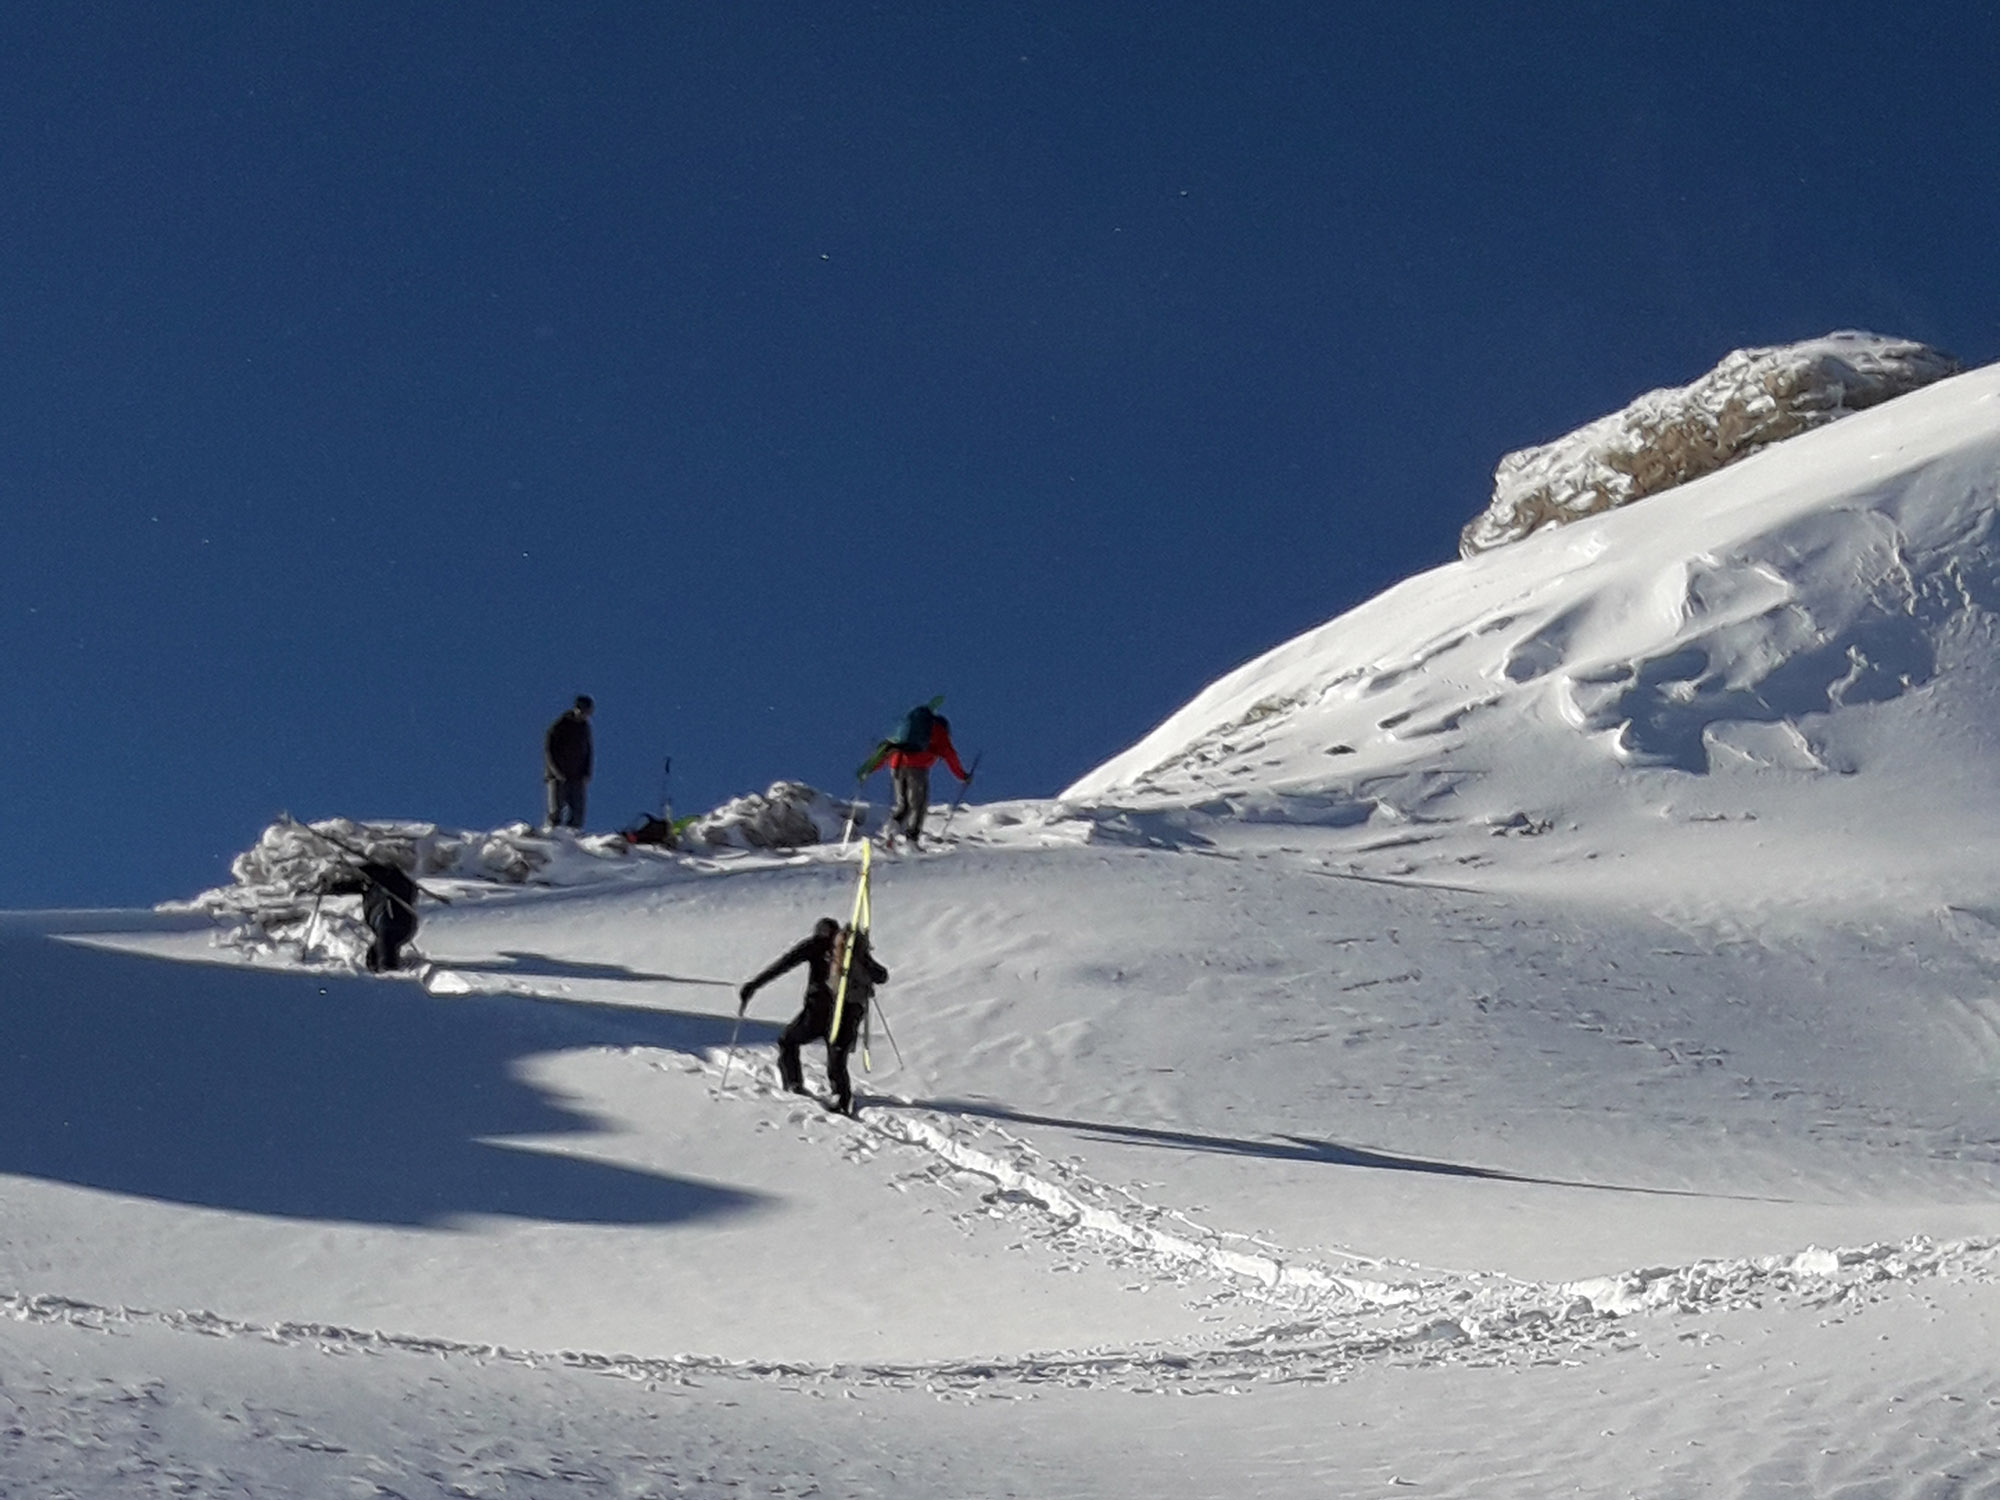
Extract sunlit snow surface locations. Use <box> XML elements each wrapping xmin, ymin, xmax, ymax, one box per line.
<box><xmin>8</xmin><ymin>364</ymin><xmax>2000</xmax><ymax>1495</ymax></box>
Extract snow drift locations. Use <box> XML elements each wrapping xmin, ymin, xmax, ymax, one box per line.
<box><xmin>1069</xmin><ymin>352</ymin><xmax>2000</xmax><ymax>901</ymax></box>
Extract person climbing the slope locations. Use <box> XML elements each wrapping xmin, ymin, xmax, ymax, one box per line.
<box><xmin>737</xmin><ymin>917</ymin><xmax>888</xmax><ymax>1115</ymax></box>
<box><xmin>543</xmin><ymin>694</ymin><xmax>594</xmax><ymax>831</ymax></box>
<box><xmin>858</xmin><ymin>699</ymin><xmax>970</xmax><ymax>848</ymax></box>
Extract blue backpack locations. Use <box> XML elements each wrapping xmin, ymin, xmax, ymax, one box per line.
<box><xmin>888</xmin><ymin>702</ymin><xmax>936</xmax><ymax>752</ymax></box>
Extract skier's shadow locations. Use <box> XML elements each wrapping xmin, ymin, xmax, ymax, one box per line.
<box><xmin>0</xmin><ymin>918</ymin><xmax>768</xmax><ymax>1230</ymax></box>
<box><xmin>897</xmin><ymin>1097</ymin><xmax>1770</xmax><ymax>1200</ymax></box>
<box><xmin>433</xmin><ymin>949</ymin><xmax>735</xmax><ymax>988</ymax></box>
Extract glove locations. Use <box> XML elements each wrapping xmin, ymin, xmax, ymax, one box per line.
<box><xmin>737</xmin><ymin>982</ymin><xmax>755</xmax><ymax>1012</ymax></box>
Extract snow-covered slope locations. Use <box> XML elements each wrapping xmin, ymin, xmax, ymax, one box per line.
<box><xmin>1069</xmin><ymin>357</ymin><xmax>2000</xmax><ymax>906</ymax></box>
<box><xmin>8</xmin><ymin>355</ymin><xmax>2000</xmax><ymax>1497</ymax></box>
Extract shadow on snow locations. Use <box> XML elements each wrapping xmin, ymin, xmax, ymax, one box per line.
<box><xmin>905</xmin><ymin>1097</ymin><xmax>1783</xmax><ymax>1201</ymax></box>
<box><xmin>0</xmin><ymin>922</ymin><xmax>768</xmax><ymax>1230</ymax></box>
<box><xmin>430</xmin><ymin>949</ymin><xmax>738</xmax><ymax>988</ymax></box>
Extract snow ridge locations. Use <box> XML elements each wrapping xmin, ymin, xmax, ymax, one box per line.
<box><xmin>1066</xmin><ymin>357</ymin><xmax>2000</xmax><ymax>903</ymax></box>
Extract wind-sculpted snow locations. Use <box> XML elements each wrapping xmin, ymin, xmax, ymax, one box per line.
<box><xmin>1069</xmin><ymin>359</ymin><xmax>2000</xmax><ymax>901</ymax></box>
<box><xmin>215</xmin><ymin>814</ymin><xmax>625</xmax><ymax>893</ymax></box>
<box><xmin>208</xmin><ymin>789</ymin><xmax>882</xmax><ymax>927</ymax></box>
<box><xmin>1460</xmin><ymin>332</ymin><xmax>1958</xmax><ymax>555</ymax></box>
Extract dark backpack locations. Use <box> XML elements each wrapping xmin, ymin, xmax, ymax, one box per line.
<box><xmin>887</xmin><ymin>702</ymin><xmax>936</xmax><ymax>752</ymax></box>
<box><xmin>622</xmin><ymin>814</ymin><xmax>677</xmax><ymax>848</ymax></box>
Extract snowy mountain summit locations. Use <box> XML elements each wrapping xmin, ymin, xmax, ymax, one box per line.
<box><xmin>1461</xmin><ymin>332</ymin><xmax>1959</xmax><ymax>555</ymax></box>
<box><xmin>1069</xmin><ymin>344</ymin><xmax>2000</xmax><ymax>906</ymax></box>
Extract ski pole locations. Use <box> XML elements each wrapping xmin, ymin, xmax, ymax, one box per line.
<box><xmin>719</xmin><ymin>1005</ymin><xmax>746</xmax><ymax>1092</ymax></box>
<box><xmin>304</xmin><ymin>886</ymin><xmax>326</xmax><ymax>960</ymax></box>
<box><xmin>936</xmin><ymin>751</ymin><xmax>982</xmax><ymax>839</ymax></box>
<box><xmin>868</xmin><ymin>992</ymin><xmax>907</xmax><ymax>1072</ymax></box>
<box><xmin>839</xmin><ymin>774</ymin><xmax>865</xmax><ymax>849</ymax></box>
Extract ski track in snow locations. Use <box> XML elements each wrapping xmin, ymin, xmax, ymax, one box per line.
<box><xmin>681</xmin><ymin>1056</ymin><xmax>2000</xmax><ymax>1387</ymax></box>
<box><xmin>8</xmin><ymin>1227</ymin><xmax>1998</xmax><ymax>1399</ymax></box>
<box><xmin>12</xmin><ymin>1035</ymin><xmax>1992</xmax><ymax>1405</ymax></box>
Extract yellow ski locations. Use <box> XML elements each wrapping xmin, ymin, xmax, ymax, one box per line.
<box><xmin>829</xmin><ymin>839</ymin><xmax>872</xmax><ymax>1044</ymax></box>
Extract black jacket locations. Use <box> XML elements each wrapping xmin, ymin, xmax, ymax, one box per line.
<box><xmin>544</xmin><ymin>709</ymin><xmax>593</xmax><ymax>781</ymax></box>
<box><xmin>325</xmin><ymin>861</ymin><xmax>420</xmax><ymax>932</ymax></box>
<box><xmin>744</xmin><ymin>928</ymin><xmax>887</xmax><ymax>1007</ymax></box>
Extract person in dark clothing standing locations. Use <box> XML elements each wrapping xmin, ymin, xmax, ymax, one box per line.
<box><xmin>738</xmin><ymin>916</ymin><xmax>889</xmax><ymax>1114</ymax></box>
<box><xmin>544</xmin><ymin>694</ymin><xmax>594</xmax><ymax>831</ymax></box>
<box><xmin>325</xmin><ymin>861</ymin><xmax>421</xmax><ymax>972</ymax></box>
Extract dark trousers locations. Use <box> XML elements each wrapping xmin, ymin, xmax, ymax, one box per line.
<box><xmin>363</xmin><ymin>898</ymin><xmax>417</xmax><ymax>972</ymax></box>
<box><xmin>889</xmin><ymin>763</ymin><xmax>931</xmax><ymax>842</ymax></box>
<box><xmin>546</xmin><ymin>776</ymin><xmax>587</xmax><ymax>830</ymax></box>
<box><xmin>777</xmin><ymin>986</ymin><xmax>866</xmax><ymax>1108</ymax></box>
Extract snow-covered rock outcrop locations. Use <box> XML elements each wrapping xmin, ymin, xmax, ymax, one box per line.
<box><xmin>201</xmin><ymin>785</ymin><xmax>873</xmax><ymax>916</ymax></box>
<box><xmin>182</xmin><ymin>817</ymin><xmax>661</xmax><ymax>965</ymax></box>
<box><xmin>185</xmin><ymin>788</ymin><xmax>877</xmax><ymax>969</ymax></box>
<box><xmin>682</xmin><ymin>781</ymin><xmax>867</xmax><ymax>850</ymax></box>
<box><xmin>1460</xmin><ymin>333</ymin><xmax>1958</xmax><ymax>556</ymax></box>
<box><xmin>217</xmin><ymin>817</ymin><xmax>562</xmax><ymax>894</ymax></box>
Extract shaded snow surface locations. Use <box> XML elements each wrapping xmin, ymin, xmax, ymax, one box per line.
<box><xmin>8</xmin><ymin>362</ymin><xmax>2000</xmax><ymax>1495</ymax></box>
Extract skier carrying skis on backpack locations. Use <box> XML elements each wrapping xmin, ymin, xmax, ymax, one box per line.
<box><xmin>858</xmin><ymin>699</ymin><xmax>969</xmax><ymax>847</ymax></box>
<box><xmin>737</xmin><ymin>917</ymin><xmax>888</xmax><ymax>1115</ymax></box>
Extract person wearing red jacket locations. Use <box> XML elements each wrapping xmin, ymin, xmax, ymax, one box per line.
<box><xmin>877</xmin><ymin>713</ymin><xmax>969</xmax><ymax>847</ymax></box>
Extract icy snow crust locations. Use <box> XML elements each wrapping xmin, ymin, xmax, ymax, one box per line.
<box><xmin>10</xmin><ymin>359</ymin><xmax>2000</xmax><ymax>1495</ymax></box>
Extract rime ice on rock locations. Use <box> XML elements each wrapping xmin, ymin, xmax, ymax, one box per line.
<box><xmin>182</xmin><ymin>786</ymin><xmax>873</xmax><ymax>961</ymax></box>
<box><xmin>1459</xmin><ymin>332</ymin><xmax>1958</xmax><ymax>557</ymax></box>
<box><xmin>682</xmin><ymin>781</ymin><xmax>867</xmax><ymax>849</ymax></box>
<box><xmin>183</xmin><ymin>817</ymin><xmax>671</xmax><ymax>964</ymax></box>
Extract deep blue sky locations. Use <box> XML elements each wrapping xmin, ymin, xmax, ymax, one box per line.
<box><xmin>5</xmin><ymin>4</ymin><xmax>1997</xmax><ymax>906</ymax></box>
